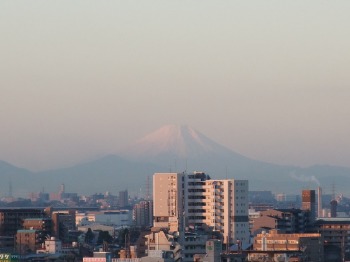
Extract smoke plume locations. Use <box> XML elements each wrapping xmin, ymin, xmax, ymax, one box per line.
<box><xmin>289</xmin><ymin>172</ymin><xmax>321</xmax><ymax>186</ymax></box>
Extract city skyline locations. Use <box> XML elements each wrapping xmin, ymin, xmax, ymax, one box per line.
<box><xmin>1</xmin><ymin>1</ymin><xmax>350</xmax><ymax>171</ymax></box>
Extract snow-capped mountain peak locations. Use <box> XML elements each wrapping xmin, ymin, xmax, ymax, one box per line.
<box><xmin>122</xmin><ymin>124</ymin><xmax>229</xmax><ymax>159</ymax></box>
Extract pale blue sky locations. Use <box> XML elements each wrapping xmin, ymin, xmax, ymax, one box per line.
<box><xmin>1</xmin><ymin>1</ymin><xmax>350</xmax><ymax>170</ymax></box>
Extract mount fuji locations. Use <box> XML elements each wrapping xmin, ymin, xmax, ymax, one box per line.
<box><xmin>1</xmin><ymin>125</ymin><xmax>350</xmax><ymax>196</ymax></box>
<box><xmin>119</xmin><ymin>125</ymin><xmax>350</xmax><ymax>194</ymax></box>
<box><xmin>121</xmin><ymin>124</ymin><xmax>254</xmax><ymax>165</ymax></box>
<box><xmin>120</xmin><ymin>125</ymin><xmax>292</xmax><ymax>186</ymax></box>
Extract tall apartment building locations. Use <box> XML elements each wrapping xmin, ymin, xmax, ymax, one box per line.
<box><xmin>118</xmin><ymin>190</ymin><xmax>129</xmax><ymax>208</ymax></box>
<box><xmin>202</xmin><ymin>179</ymin><xmax>249</xmax><ymax>245</ymax></box>
<box><xmin>153</xmin><ymin>172</ymin><xmax>249</xmax><ymax>245</ymax></box>
<box><xmin>153</xmin><ymin>173</ymin><xmax>185</xmax><ymax>232</ymax></box>
<box><xmin>133</xmin><ymin>200</ymin><xmax>153</xmax><ymax>227</ymax></box>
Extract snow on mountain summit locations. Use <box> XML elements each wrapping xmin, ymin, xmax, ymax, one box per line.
<box><xmin>122</xmin><ymin>125</ymin><xmax>231</xmax><ymax>159</ymax></box>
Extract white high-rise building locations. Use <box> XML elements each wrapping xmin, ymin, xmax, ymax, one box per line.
<box><xmin>153</xmin><ymin>172</ymin><xmax>185</xmax><ymax>232</ymax></box>
<box><xmin>153</xmin><ymin>172</ymin><xmax>249</xmax><ymax>245</ymax></box>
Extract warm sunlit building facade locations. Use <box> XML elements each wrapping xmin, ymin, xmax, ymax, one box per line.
<box><xmin>153</xmin><ymin>172</ymin><xmax>249</xmax><ymax>245</ymax></box>
<box><xmin>153</xmin><ymin>173</ymin><xmax>185</xmax><ymax>232</ymax></box>
<box><xmin>249</xmin><ymin>230</ymin><xmax>323</xmax><ymax>262</ymax></box>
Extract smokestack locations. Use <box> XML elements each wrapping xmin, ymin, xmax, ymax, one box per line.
<box><xmin>318</xmin><ymin>187</ymin><xmax>322</xmax><ymax>218</ymax></box>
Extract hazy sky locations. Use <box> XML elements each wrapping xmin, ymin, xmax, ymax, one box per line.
<box><xmin>1</xmin><ymin>1</ymin><xmax>350</xmax><ymax>171</ymax></box>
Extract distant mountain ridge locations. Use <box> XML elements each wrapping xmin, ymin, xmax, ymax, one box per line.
<box><xmin>0</xmin><ymin>125</ymin><xmax>350</xmax><ymax>196</ymax></box>
<box><xmin>121</xmin><ymin>124</ymin><xmax>264</xmax><ymax>169</ymax></box>
<box><xmin>0</xmin><ymin>160</ymin><xmax>35</xmax><ymax>197</ymax></box>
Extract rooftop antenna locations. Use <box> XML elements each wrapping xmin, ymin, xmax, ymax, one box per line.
<box><xmin>225</xmin><ymin>166</ymin><xmax>228</xmax><ymax>179</ymax></box>
<box><xmin>9</xmin><ymin>179</ymin><xmax>13</xmax><ymax>198</ymax></box>
<box><xmin>146</xmin><ymin>176</ymin><xmax>151</xmax><ymax>200</ymax></box>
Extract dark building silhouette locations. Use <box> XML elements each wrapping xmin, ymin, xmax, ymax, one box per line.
<box><xmin>252</xmin><ymin>208</ymin><xmax>311</xmax><ymax>235</ymax></box>
<box><xmin>314</xmin><ymin>218</ymin><xmax>350</xmax><ymax>261</ymax></box>
<box><xmin>45</xmin><ymin>207</ymin><xmax>76</xmax><ymax>243</ymax></box>
<box><xmin>0</xmin><ymin>208</ymin><xmax>45</xmax><ymax>237</ymax></box>
<box><xmin>133</xmin><ymin>200</ymin><xmax>153</xmax><ymax>227</ymax></box>
<box><xmin>330</xmin><ymin>199</ymin><xmax>338</xmax><ymax>218</ymax></box>
<box><xmin>118</xmin><ymin>190</ymin><xmax>128</xmax><ymax>208</ymax></box>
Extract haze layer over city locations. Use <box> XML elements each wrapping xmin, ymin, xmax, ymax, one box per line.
<box><xmin>1</xmin><ymin>1</ymin><xmax>350</xmax><ymax>196</ymax></box>
<box><xmin>2</xmin><ymin>3</ymin><xmax>350</xmax><ymax>262</ymax></box>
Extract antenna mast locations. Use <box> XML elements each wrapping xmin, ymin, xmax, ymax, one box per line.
<box><xmin>146</xmin><ymin>176</ymin><xmax>151</xmax><ymax>200</ymax></box>
<box><xmin>9</xmin><ymin>179</ymin><xmax>13</xmax><ymax>198</ymax></box>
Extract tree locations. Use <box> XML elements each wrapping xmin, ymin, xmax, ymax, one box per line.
<box><xmin>85</xmin><ymin>228</ymin><xmax>94</xmax><ymax>244</ymax></box>
<box><xmin>97</xmin><ymin>231</ymin><xmax>113</xmax><ymax>244</ymax></box>
<box><xmin>118</xmin><ymin>228</ymin><xmax>129</xmax><ymax>247</ymax></box>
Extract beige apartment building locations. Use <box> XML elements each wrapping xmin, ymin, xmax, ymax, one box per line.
<box><xmin>153</xmin><ymin>172</ymin><xmax>249</xmax><ymax>245</ymax></box>
<box><xmin>153</xmin><ymin>173</ymin><xmax>185</xmax><ymax>232</ymax></box>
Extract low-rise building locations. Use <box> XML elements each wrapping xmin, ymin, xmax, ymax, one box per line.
<box><xmin>251</xmin><ymin>209</ymin><xmax>311</xmax><ymax>235</ymax></box>
<box><xmin>78</xmin><ymin>224</ymin><xmax>115</xmax><ymax>238</ymax></box>
<box><xmin>182</xmin><ymin>232</ymin><xmax>208</xmax><ymax>261</ymax></box>
<box><xmin>76</xmin><ymin>210</ymin><xmax>132</xmax><ymax>227</ymax></box>
<box><xmin>248</xmin><ymin>230</ymin><xmax>323</xmax><ymax>262</ymax></box>
<box><xmin>0</xmin><ymin>236</ymin><xmax>14</xmax><ymax>252</ymax></box>
<box><xmin>145</xmin><ymin>229</ymin><xmax>181</xmax><ymax>261</ymax></box>
<box><xmin>36</xmin><ymin>236</ymin><xmax>79</xmax><ymax>260</ymax></box>
<box><xmin>0</xmin><ymin>208</ymin><xmax>46</xmax><ymax>236</ymax></box>
<box><xmin>193</xmin><ymin>240</ymin><xmax>222</xmax><ymax>262</ymax></box>
<box><xmin>16</xmin><ymin>229</ymin><xmax>41</xmax><ymax>254</ymax></box>
<box><xmin>314</xmin><ymin>218</ymin><xmax>350</xmax><ymax>261</ymax></box>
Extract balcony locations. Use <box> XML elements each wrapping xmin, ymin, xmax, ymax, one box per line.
<box><xmin>189</xmin><ymin>192</ymin><xmax>206</xmax><ymax>196</ymax></box>
<box><xmin>188</xmin><ymin>185</ymin><xmax>205</xmax><ymax>190</ymax></box>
